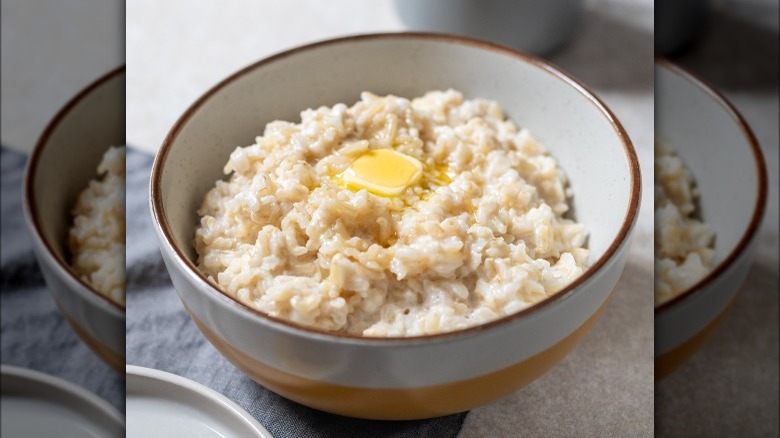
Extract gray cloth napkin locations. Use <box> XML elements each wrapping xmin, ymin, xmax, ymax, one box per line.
<box><xmin>125</xmin><ymin>148</ymin><xmax>467</xmax><ymax>438</ymax></box>
<box><xmin>0</xmin><ymin>147</ymin><xmax>125</xmax><ymax>412</ymax></box>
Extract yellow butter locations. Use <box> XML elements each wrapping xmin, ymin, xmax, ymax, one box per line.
<box><xmin>339</xmin><ymin>149</ymin><xmax>423</xmax><ymax>196</ymax></box>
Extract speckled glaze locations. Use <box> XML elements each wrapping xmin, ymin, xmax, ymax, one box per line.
<box><xmin>151</xmin><ymin>34</ymin><xmax>640</xmax><ymax>419</ymax></box>
<box><xmin>655</xmin><ymin>60</ymin><xmax>768</xmax><ymax>378</ymax></box>
<box><xmin>23</xmin><ymin>67</ymin><xmax>125</xmax><ymax>372</ymax></box>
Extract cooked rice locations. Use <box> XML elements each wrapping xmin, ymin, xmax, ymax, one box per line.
<box><xmin>69</xmin><ymin>146</ymin><xmax>126</xmax><ymax>305</ymax></box>
<box><xmin>655</xmin><ymin>142</ymin><xmax>714</xmax><ymax>305</ymax></box>
<box><xmin>195</xmin><ymin>90</ymin><xmax>587</xmax><ymax>336</ymax></box>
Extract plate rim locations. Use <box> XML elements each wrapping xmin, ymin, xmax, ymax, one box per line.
<box><xmin>125</xmin><ymin>365</ymin><xmax>273</xmax><ymax>438</ymax></box>
<box><xmin>0</xmin><ymin>364</ymin><xmax>125</xmax><ymax>430</ymax></box>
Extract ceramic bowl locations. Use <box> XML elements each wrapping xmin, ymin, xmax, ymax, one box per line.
<box><xmin>151</xmin><ymin>33</ymin><xmax>640</xmax><ymax>420</ymax></box>
<box><xmin>23</xmin><ymin>67</ymin><xmax>125</xmax><ymax>372</ymax></box>
<box><xmin>654</xmin><ymin>60</ymin><xmax>768</xmax><ymax>378</ymax></box>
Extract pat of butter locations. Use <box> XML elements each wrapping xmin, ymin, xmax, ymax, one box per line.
<box><xmin>339</xmin><ymin>149</ymin><xmax>423</xmax><ymax>196</ymax></box>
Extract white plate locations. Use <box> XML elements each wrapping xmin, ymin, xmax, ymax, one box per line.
<box><xmin>126</xmin><ymin>365</ymin><xmax>272</xmax><ymax>438</ymax></box>
<box><xmin>0</xmin><ymin>364</ymin><xmax>124</xmax><ymax>437</ymax></box>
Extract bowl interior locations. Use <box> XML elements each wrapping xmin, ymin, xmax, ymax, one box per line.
<box><xmin>160</xmin><ymin>35</ymin><xmax>634</xmax><ymax>275</ymax></box>
<box><xmin>655</xmin><ymin>62</ymin><xmax>762</xmax><ymax>264</ymax></box>
<box><xmin>28</xmin><ymin>69</ymin><xmax>125</xmax><ymax>273</ymax></box>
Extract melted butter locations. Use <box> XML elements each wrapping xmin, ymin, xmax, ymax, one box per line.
<box><xmin>434</xmin><ymin>164</ymin><xmax>452</xmax><ymax>184</ymax></box>
<box><xmin>338</xmin><ymin>149</ymin><xmax>423</xmax><ymax>196</ymax></box>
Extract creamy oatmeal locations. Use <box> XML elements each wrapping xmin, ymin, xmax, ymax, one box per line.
<box><xmin>69</xmin><ymin>146</ymin><xmax>126</xmax><ymax>305</ymax></box>
<box><xmin>655</xmin><ymin>142</ymin><xmax>714</xmax><ymax>305</ymax></box>
<box><xmin>195</xmin><ymin>90</ymin><xmax>587</xmax><ymax>336</ymax></box>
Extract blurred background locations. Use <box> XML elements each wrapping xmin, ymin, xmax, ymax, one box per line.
<box><xmin>655</xmin><ymin>0</ymin><xmax>779</xmax><ymax>436</ymax></box>
<box><xmin>1</xmin><ymin>0</ymin><xmax>125</xmax><ymax>413</ymax></box>
<box><xmin>1</xmin><ymin>0</ymin><xmax>124</xmax><ymax>152</ymax></box>
<box><xmin>126</xmin><ymin>1</ymin><xmax>653</xmax><ymax>437</ymax></box>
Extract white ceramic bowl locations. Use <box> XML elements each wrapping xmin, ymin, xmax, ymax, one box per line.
<box><xmin>151</xmin><ymin>33</ymin><xmax>640</xmax><ymax>420</ymax></box>
<box><xmin>23</xmin><ymin>67</ymin><xmax>125</xmax><ymax>372</ymax></box>
<box><xmin>654</xmin><ymin>60</ymin><xmax>768</xmax><ymax>378</ymax></box>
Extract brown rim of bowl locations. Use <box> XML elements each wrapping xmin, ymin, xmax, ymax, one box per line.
<box><xmin>24</xmin><ymin>65</ymin><xmax>126</xmax><ymax>314</ymax></box>
<box><xmin>151</xmin><ymin>32</ymin><xmax>640</xmax><ymax>343</ymax></box>
<box><xmin>654</xmin><ymin>58</ymin><xmax>769</xmax><ymax>313</ymax></box>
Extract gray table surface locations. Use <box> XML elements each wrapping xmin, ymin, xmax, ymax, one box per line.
<box><xmin>655</xmin><ymin>2</ymin><xmax>780</xmax><ymax>436</ymax></box>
